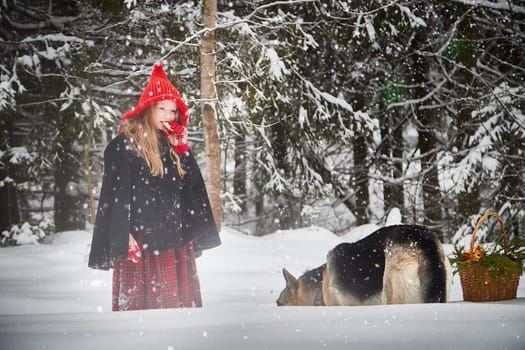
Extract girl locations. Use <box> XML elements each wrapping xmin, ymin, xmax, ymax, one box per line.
<box><xmin>88</xmin><ymin>63</ymin><xmax>221</xmax><ymax>311</ymax></box>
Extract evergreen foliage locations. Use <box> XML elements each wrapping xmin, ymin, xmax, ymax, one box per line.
<box><xmin>1</xmin><ymin>0</ymin><xmax>524</xmax><ymax>242</ymax></box>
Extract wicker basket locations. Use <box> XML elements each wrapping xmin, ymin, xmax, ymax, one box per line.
<box><xmin>459</xmin><ymin>211</ymin><xmax>521</xmax><ymax>302</ymax></box>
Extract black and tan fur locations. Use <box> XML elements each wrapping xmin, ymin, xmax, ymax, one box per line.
<box><xmin>277</xmin><ymin>225</ymin><xmax>452</xmax><ymax>306</ymax></box>
<box><xmin>277</xmin><ymin>265</ymin><xmax>325</xmax><ymax>306</ymax></box>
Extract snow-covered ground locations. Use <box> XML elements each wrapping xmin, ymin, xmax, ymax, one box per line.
<box><xmin>0</xmin><ymin>225</ymin><xmax>524</xmax><ymax>350</ymax></box>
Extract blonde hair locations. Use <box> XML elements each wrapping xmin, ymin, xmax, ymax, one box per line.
<box><xmin>121</xmin><ymin>105</ymin><xmax>185</xmax><ymax>177</ymax></box>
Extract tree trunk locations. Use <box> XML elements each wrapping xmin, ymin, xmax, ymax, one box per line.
<box><xmin>456</xmin><ymin>108</ymin><xmax>480</xmax><ymax>220</ymax></box>
<box><xmin>0</xmin><ymin>116</ymin><xmax>21</xmax><ymax>233</ymax></box>
<box><xmin>410</xmin><ymin>30</ymin><xmax>443</xmax><ymax>239</ymax></box>
<box><xmin>201</xmin><ymin>0</ymin><xmax>222</xmax><ymax>231</ymax></box>
<box><xmin>419</xmin><ymin>127</ymin><xmax>443</xmax><ymax>231</ymax></box>
<box><xmin>271</xmin><ymin>124</ymin><xmax>297</xmax><ymax>230</ymax></box>
<box><xmin>233</xmin><ymin>134</ymin><xmax>246</xmax><ymax>213</ymax></box>
<box><xmin>453</xmin><ymin>10</ymin><xmax>480</xmax><ymax>229</ymax></box>
<box><xmin>351</xmin><ymin>95</ymin><xmax>370</xmax><ymax>225</ymax></box>
<box><xmin>254</xmin><ymin>171</ymin><xmax>266</xmax><ymax>236</ymax></box>
<box><xmin>84</xmin><ymin>84</ymin><xmax>96</xmax><ymax>225</ymax></box>
<box><xmin>0</xmin><ymin>165</ymin><xmax>20</xmax><ymax>233</ymax></box>
<box><xmin>353</xmin><ymin>135</ymin><xmax>370</xmax><ymax>225</ymax></box>
<box><xmin>381</xmin><ymin>111</ymin><xmax>404</xmax><ymax>216</ymax></box>
<box><xmin>52</xmin><ymin>95</ymin><xmax>86</xmax><ymax>232</ymax></box>
<box><xmin>53</xmin><ymin>139</ymin><xmax>85</xmax><ymax>232</ymax></box>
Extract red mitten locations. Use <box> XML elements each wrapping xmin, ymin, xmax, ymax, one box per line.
<box><xmin>161</xmin><ymin>121</ymin><xmax>185</xmax><ymax>135</ymax></box>
<box><xmin>127</xmin><ymin>234</ymin><xmax>141</xmax><ymax>263</ymax></box>
<box><xmin>161</xmin><ymin>121</ymin><xmax>190</xmax><ymax>154</ymax></box>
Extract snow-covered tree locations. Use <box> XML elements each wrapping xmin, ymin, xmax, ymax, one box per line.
<box><xmin>1</xmin><ymin>0</ymin><xmax>523</xmax><ymax>243</ymax></box>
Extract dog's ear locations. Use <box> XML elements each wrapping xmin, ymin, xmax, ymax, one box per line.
<box><xmin>282</xmin><ymin>268</ymin><xmax>298</xmax><ymax>289</ymax></box>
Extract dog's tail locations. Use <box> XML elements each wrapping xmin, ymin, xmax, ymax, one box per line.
<box><xmin>420</xmin><ymin>234</ymin><xmax>451</xmax><ymax>303</ymax></box>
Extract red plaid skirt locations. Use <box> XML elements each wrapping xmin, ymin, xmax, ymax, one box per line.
<box><xmin>112</xmin><ymin>241</ymin><xmax>202</xmax><ymax>311</ymax></box>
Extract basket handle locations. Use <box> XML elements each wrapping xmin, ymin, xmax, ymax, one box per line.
<box><xmin>470</xmin><ymin>211</ymin><xmax>508</xmax><ymax>255</ymax></box>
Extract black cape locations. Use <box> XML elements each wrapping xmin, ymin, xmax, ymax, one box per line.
<box><xmin>88</xmin><ymin>134</ymin><xmax>221</xmax><ymax>270</ymax></box>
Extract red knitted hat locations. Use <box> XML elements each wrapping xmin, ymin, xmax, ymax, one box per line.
<box><xmin>120</xmin><ymin>63</ymin><xmax>189</xmax><ymax>127</ymax></box>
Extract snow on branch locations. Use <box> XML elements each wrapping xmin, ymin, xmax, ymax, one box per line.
<box><xmin>124</xmin><ymin>0</ymin><xmax>137</xmax><ymax>9</ymax></box>
<box><xmin>300</xmin><ymin>76</ymin><xmax>377</xmax><ymax>133</ymax></box>
<box><xmin>449</xmin><ymin>0</ymin><xmax>525</xmax><ymax>14</ymax></box>
<box><xmin>448</xmin><ymin>82</ymin><xmax>523</xmax><ymax>194</ymax></box>
<box><xmin>9</xmin><ymin>147</ymin><xmax>33</xmax><ymax>165</ymax></box>
<box><xmin>2</xmin><ymin>11</ymin><xmax>79</xmax><ymax>31</ymax></box>
<box><xmin>397</xmin><ymin>4</ymin><xmax>427</xmax><ymax>28</ymax></box>
<box><xmin>264</xmin><ymin>48</ymin><xmax>290</xmax><ymax>81</ymax></box>
<box><xmin>0</xmin><ymin>64</ymin><xmax>25</xmax><ymax>111</ymax></box>
<box><xmin>302</xmin><ymin>79</ymin><xmax>353</xmax><ymax>111</ymax></box>
<box><xmin>21</xmin><ymin>34</ymin><xmax>90</xmax><ymax>45</ymax></box>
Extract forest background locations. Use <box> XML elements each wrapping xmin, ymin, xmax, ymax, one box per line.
<box><xmin>1</xmin><ymin>0</ymin><xmax>524</xmax><ymax>246</ymax></box>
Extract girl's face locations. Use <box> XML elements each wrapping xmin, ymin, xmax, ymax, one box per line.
<box><xmin>152</xmin><ymin>100</ymin><xmax>179</xmax><ymax>130</ymax></box>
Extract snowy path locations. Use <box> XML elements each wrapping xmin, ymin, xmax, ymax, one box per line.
<box><xmin>1</xmin><ymin>227</ymin><xmax>524</xmax><ymax>349</ymax></box>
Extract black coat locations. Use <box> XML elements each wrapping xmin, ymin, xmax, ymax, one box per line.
<box><xmin>88</xmin><ymin>134</ymin><xmax>221</xmax><ymax>270</ymax></box>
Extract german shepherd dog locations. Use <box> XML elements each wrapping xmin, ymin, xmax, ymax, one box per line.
<box><xmin>277</xmin><ymin>225</ymin><xmax>452</xmax><ymax>306</ymax></box>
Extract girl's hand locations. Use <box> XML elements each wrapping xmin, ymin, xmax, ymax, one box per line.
<box><xmin>128</xmin><ymin>233</ymin><xmax>141</xmax><ymax>263</ymax></box>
